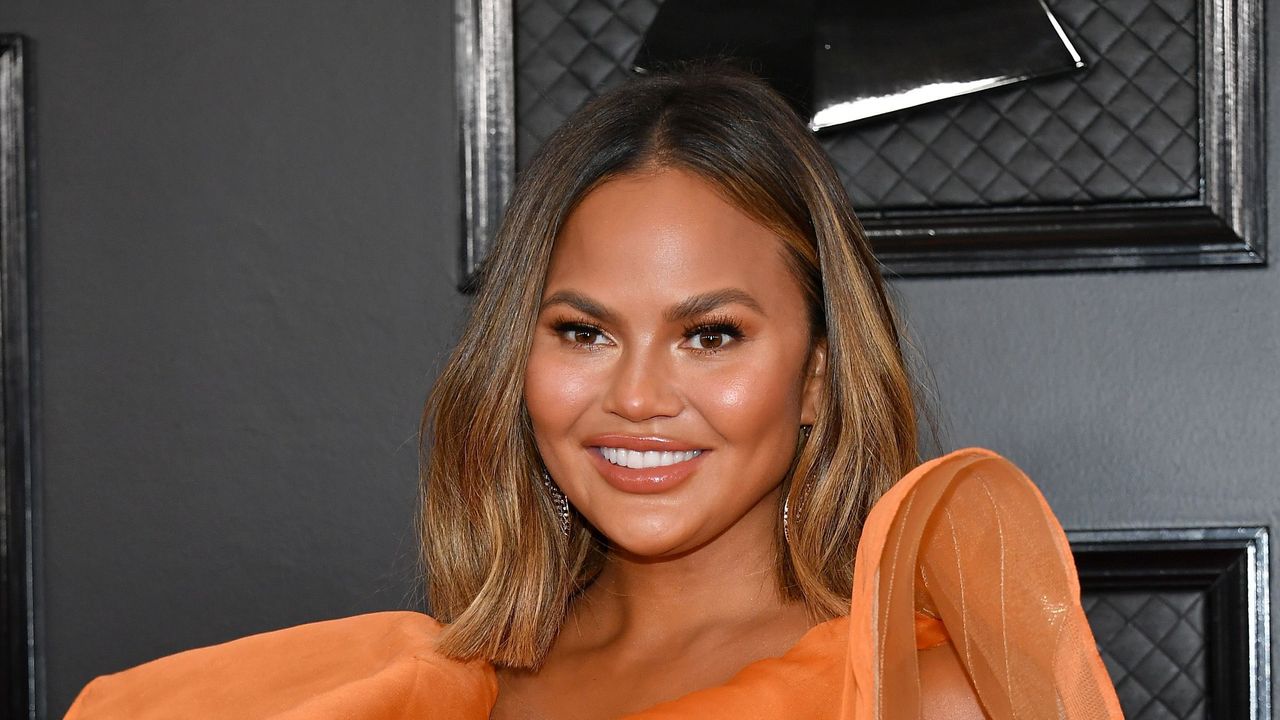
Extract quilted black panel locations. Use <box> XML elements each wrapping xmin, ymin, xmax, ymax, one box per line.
<box><xmin>1082</xmin><ymin>590</ymin><xmax>1207</xmax><ymax>719</ymax></box>
<box><xmin>515</xmin><ymin>0</ymin><xmax>663</xmax><ymax>168</ymax></box>
<box><xmin>513</xmin><ymin>0</ymin><xmax>1201</xmax><ymax>210</ymax></box>
<box><xmin>828</xmin><ymin>0</ymin><xmax>1200</xmax><ymax>210</ymax></box>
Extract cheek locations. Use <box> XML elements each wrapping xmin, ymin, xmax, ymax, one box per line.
<box><xmin>692</xmin><ymin>352</ymin><xmax>805</xmax><ymax>441</ymax></box>
<box><xmin>523</xmin><ymin>345</ymin><xmax>595</xmax><ymax>436</ymax></box>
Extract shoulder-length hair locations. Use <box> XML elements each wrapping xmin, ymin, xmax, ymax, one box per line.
<box><xmin>419</xmin><ymin>64</ymin><xmax>919</xmax><ymax>669</ymax></box>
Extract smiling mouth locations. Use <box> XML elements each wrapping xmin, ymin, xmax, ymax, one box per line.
<box><xmin>588</xmin><ymin>445</ymin><xmax>708</xmax><ymax>494</ymax></box>
<box><xmin>597</xmin><ymin>447</ymin><xmax>704</xmax><ymax>469</ymax></box>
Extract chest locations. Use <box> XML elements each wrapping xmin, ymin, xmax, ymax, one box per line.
<box><xmin>489</xmin><ymin>632</ymin><xmax>797</xmax><ymax>720</ymax></box>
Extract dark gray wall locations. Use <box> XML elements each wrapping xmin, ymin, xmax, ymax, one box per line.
<box><xmin>1</xmin><ymin>1</ymin><xmax>1276</xmax><ymax>718</ymax></box>
<box><xmin>0</xmin><ymin>1</ymin><xmax>470</xmax><ymax>716</ymax></box>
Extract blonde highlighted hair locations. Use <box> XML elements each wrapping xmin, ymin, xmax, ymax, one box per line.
<box><xmin>419</xmin><ymin>65</ymin><xmax>921</xmax><ymax>669</ymax></box>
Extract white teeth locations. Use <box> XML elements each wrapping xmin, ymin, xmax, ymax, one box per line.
<box><xmin>600</xmin><ymin>447</ymin><xmax>702</xmax><ymax>469</ymax></box>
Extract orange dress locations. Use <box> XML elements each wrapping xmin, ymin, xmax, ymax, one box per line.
<box><xmin>64</xmin><ymin>448</ymin><xmax>1124</xmax><ymax>719</ymax></box>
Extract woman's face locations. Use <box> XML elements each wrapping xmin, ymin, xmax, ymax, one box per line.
<box><xmin>524</xmin><ymin>166</ymin><xmax>825</xmax><ymax>558</ymax></box>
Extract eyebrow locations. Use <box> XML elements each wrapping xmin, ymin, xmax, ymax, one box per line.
<box><xmin>539</xmin><ymin>288</ymin><xmax>767</xmax><ymax>324</ymax></box>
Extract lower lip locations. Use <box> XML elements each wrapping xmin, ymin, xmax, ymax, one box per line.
<box><xmin>587</xmin><ymin>447</ymin><xmax>707</xmax><ymax>494</ymax></box>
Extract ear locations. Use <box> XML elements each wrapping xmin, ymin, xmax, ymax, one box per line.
<box><xmin>799</xmin><ymin>338</ymin><xmax>827</xmax><ymax>426</ymax></box>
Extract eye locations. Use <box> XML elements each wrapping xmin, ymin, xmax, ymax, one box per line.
<box><xmin>687</xmin><ymin>328</ymin><xmax>734</xmax><ymax>351</ymax></box>
<box><xmin>683</xmin><ymin>316</ymin><xmax>745</xmax><ymax>354</ymax></box>
<box><xmin>552</xmin><ymin>320</ymin><xmax>610</xmax><ymax>348</ymax></box>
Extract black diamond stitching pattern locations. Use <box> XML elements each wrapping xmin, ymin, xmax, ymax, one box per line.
<box><xmin>514</xmin><ymin>0</ymin><xmax>1200</xmax><ymax>211</ymax></box>
<box><xmin>1082</xmin><ymin>590</ymin><xmax>1207</xmax><ymax>719</ymax></box>
<box><xmin>515</xmin><ymin>0</ymin><xmax>663</xmax><ymax>168</ymax></box>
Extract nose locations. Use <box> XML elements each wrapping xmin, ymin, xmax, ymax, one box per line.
<box><xmin>600</xmin><ymin>341</ymin><xmax>683</xmax><ymax>422</ymax></box>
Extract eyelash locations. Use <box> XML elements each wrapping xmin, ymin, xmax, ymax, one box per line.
<box><xmin>549</xmin><ymin>313</ymin><xmax>746</xmax><ymax>355</ymax></box>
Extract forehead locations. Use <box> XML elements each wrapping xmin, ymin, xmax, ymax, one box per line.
<box><xmin>547</xmin><ymin>167</ymin><xmax>797</xmax><ymax>303</ymax></box>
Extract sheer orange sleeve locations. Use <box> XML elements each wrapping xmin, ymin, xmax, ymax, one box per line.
<box><xmin>842</xmin><ymin>447</ymin><xmax>1124</xmax><ymax>719</ymax></box>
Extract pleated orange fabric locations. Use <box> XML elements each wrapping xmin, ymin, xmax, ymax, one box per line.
<box><xmin>64</xmin><ymin>448</ymin><xmax>1123</xmax><ymax>719</ymax></box>
<box><xmin>842</xmin><ymin>447</ymin><xmax>1124</xmax><ymax>719</ymax></box>
<box><xmin>63</xmin><ymin>612</ymin><xmax>498</xmax><ymax>719</ymax></box>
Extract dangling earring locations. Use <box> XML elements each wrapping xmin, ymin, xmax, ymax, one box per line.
<box><xmin>784</xmin><ymin>425</ymin><xmax>813</xmax><ymax>544</ymax></box>
<box><xmin>541</xmin><ymin>469</ymin><xmax>571</xmax><ymax>537</ymax></box>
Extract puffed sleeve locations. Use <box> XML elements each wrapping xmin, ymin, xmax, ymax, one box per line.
<box><xmin>62</xmin><ymin>611</ymin><xmax>497</xmax><ymax>720</ymax></box>
<box><xmin>842</xmin><ymin>448</ymin><xmax>1124</xmax><ymax>719</ymax></box>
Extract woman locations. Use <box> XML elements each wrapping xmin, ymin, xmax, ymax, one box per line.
<box><xmin>65</xmin><ymin>67</ymin><xmax>1122</xmax><ymax>719</ymax></box>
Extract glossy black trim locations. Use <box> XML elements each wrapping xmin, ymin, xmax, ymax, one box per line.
<box><xmin>1070</xmin><ymin>527</ymin><xmax>1271</xmax><ymax>720</ymax></box>
<box><xmin>870</xmin><ymin>202</ymin><xmax>1265</xmax><ymax>277</ymax></box>
<box><xmin>0</xmin><ymin>34</ymin><xmax>39</xmax><ymax>720</ymax></box>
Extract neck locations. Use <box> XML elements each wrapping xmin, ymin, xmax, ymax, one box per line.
<box><xmin>564</xmin><ymin>487</ymin><xmax>804</xmax><ymax>649</ymax></box>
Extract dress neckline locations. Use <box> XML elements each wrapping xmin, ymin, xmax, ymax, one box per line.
<box><xmin>487</xmin><ymin>613</ymin><xmax>851</xmax><ymax>719</ymax></box>
<box><xmin>619</xmin><ymin>613</ymin><xmax>851</xmax><ymax>717</ymax></box>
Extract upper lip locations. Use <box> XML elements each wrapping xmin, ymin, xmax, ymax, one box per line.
<box><xmin>584</xmin><ymin>434</ymin><xmax>707</xmax><ymax>452</ymax></box>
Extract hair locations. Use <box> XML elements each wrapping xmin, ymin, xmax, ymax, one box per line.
<box><xmin>419</xmin><ymin>63</ymin><xmax>922</xmax><ymax>669</ymax></box>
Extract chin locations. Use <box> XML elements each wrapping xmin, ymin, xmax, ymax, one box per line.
<box><xmin>592</xmin><ymin>516</ymin><xmax>699</xmax><ymax>559</ymax></box>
